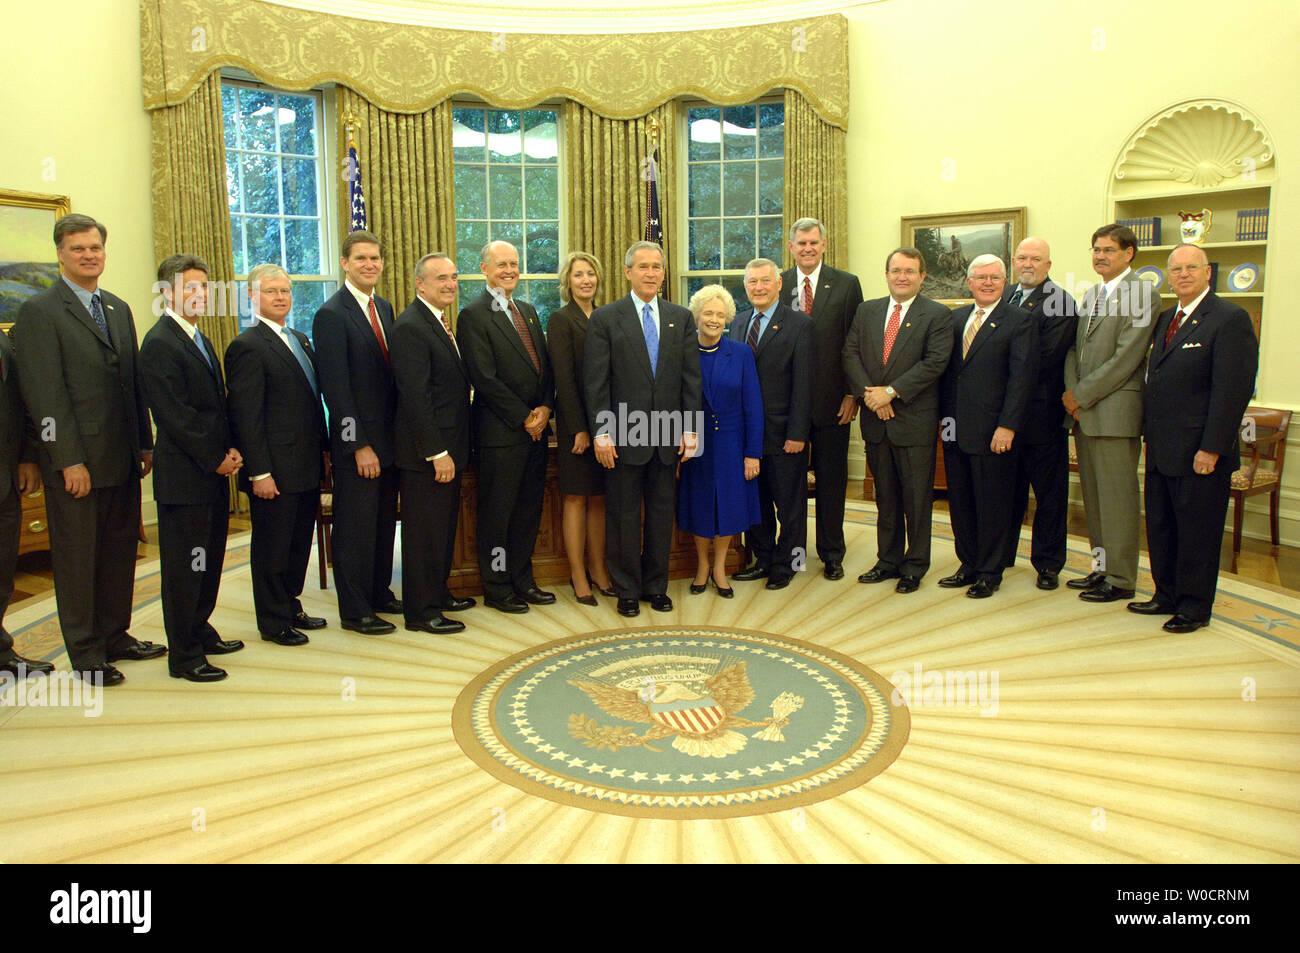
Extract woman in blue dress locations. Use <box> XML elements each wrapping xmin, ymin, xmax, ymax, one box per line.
<box><xmin>676</xmin><ymin>285</ymin><xmax>764</xmax><ymax>597</ymax></box>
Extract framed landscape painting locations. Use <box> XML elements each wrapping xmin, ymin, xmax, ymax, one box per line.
<box><xmin>0</xmin><ymin>188</ymin><xmax>71</xmax><ymax>330</ymax></box>
<box><xmin>901</xmin><ymin>207</ymin><xmax>1026</xmax><ymax>305</ymax></box>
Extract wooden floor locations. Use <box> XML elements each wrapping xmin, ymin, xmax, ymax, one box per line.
<box><xmin>2</xmin><ymin>500</ymin><xmax>1296</xmax><ymax>863</ymax></box>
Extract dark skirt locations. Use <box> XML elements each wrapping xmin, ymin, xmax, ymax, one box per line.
<box><xmin>556</xmin><ymin>432</ymin><xmax>606</xmax><ymax>496</ymax></box>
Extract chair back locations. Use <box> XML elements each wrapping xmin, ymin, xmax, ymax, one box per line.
<box><xmin>1239</xmin><ymin>406</ymin><xmax>1291</xmax><ymax>484</ymax></box>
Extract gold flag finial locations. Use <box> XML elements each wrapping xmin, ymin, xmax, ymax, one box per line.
<box><xmin>645</xmin><ymin>115</ymin><xmax>660</xmax><ymax>143</ymax></box>
<box><xmin>343</xmin><ymin>110</ymin><xmax>360</xmax><ymax>139</ymax></box>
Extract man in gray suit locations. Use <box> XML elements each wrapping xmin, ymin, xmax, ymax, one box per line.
<box><xmin>13</xmin><ymin>214</ymin><xmax>162</xmax><ymax>685</ymax></box>
<box><xmin>843</xmin><ymin>247</ymin><xmax>953</xmax><ymax>593</ymax></box>
<box><xmin>1063</xmin><ymin>223</ymin><xmax>1160</xmax><ymax>602</ymax></box>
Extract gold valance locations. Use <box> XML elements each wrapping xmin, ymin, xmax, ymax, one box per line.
<box><xmin>140</xmin><ymin>0</ymin><xmax>848</xmax><ymax>128</ymax></box>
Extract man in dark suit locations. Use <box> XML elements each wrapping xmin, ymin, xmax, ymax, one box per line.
<box><xmin>456</xmin><ymin>241</ymin><xmax>556</xmax><ymax>614</ymax></box>
<box><xmin>0</xmin><ymin>329</ymin><xmax>50</xmax><ymax>678</ymax></box>
<box><xmin>391</xmin><ymin>253</ymin><xmax>474</xmax><ymax>635</ymax></box>
<box><xmin>13</xmin><ymin>213</ymin><xmax>163</xmax><ymax>685</ymax></box>
<box><xmin>225</xmin><ymin>264</ymin><xmax>329</xmax><ymax>646</ymax></box>
<box><xmin>1129</xmin><ymin>244</ymin><xmax>1258</xmax><ymax>633</ymax></box>
<box><xmin>937</xmin><ymin>255</ymin><xmax>1037</xmax><ymax>598</ymax></box>
<box><xmin>313</xmin><ymin>229</ymin><xmax>401</xmax><ymax>635</ymax></box>
<box><xmin>139</xmin><ymin>254</ymin><xmax>245</xmax><ymax>682</ymax></box>
<box><xmin>730</xmin><ymin>258</ymin><xmax>812</xmax><ymax>589</ymax></box>
<box><xmin>842</xmin><ymin>247</ymin><xmax>953</xmax><ymax>593</ymax></box>
<box><xmin>781</xmin><ymin>217</ymin><xmax>864</xmax><ymax>580</ymax></box>
<box><xmin>1003</xmin><ymin>237</ymin><xmax>1079</xmax><ymax>589</ymax></box>
<box><xmin>1064</xmin><ymin>224</ymin><xmax>1161</xmax><ymax>603</ymax></box>
<box><xmin>585</xmin><ymin>240</ymin><xmax>702</xmax><ymax>617</ymax></box>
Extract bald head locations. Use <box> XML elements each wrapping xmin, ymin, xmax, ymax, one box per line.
<box><xmin>480</xmin><ymin>240</ymin><xmax>520</xmax><ymax>296</ymax></box>
<box><xmin>1012</xmin><ymin>237</ymin><xmax>1052</xmax><ymax>289</ymax></box>
<box><xmin>1167</xmin><ymin>243</ymin><xmax>1211</xmax><ymax>306</ymax></box>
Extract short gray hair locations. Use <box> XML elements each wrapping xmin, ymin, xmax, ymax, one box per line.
<box><xmin>624</xmin><ymin>240</ymin><xmax>664</xmax><ymax>269</ymax></box>
<box><xmin>744</xmin><ymin>258</ymin><xmax>780</xmax><ymax>280</ymax></box>
<box><xmin>789</xmin><ymin>217</ymin><xmax>825</xmax><ymax>242</ymax></box>
<box><xmin>414</xmin><ymin>252</ymin><xmax>453</xmax><ymax>282</ymax></box>
<box><xmin>966</xmin><ymin>254</ymin><xmax>1006</xmax><ymax>280</ymax></box>
<box><xmin>687</xmin><ymin>284</ymin><xmax>736</xmax><ymax>321</ymax></box>
<box><xmin>1166</xmin><ymin>243</ymin><xmax>1209</xmax><ymax>268</ymax></box>
<box><xmin>248</xmin><ymin>262</ymin><xmax>289</xmax><ymax>287</ymax></box>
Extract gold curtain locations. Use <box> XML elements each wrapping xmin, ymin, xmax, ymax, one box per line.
<box><xmin>563</xmin><ymin>102</ymin><xmax>679</xmax><ymax>305</ymax></box>
<box><xmin>338</xmin><ymin>88</ymin><xmax>456</xmax><ymax>316</ymax></box>
<box><xmin>783</xmin><ymin>88</ymin><xmax>848</xmax><ymax>270</ymax></box>
<box><xmin>149</xmin><ymin>70</ymin><xmax>244</xmax><ymax>511</ymax></box>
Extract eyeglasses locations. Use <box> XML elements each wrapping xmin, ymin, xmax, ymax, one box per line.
<box><xmin>887</xmin><ymin>268</ymin><xmax>920</xmax><ymax>277</ymax></box>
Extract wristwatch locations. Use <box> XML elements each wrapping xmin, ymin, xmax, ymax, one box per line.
<box><xmin>884</xmin><ymin>386</ymin><xmax>896</xmax><ymax>398</ymax></box>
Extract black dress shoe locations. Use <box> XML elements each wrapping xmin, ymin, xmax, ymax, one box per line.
<box><xmin>170</xmin><ymin>662</ymin><xmax>227</xmax><ymax>682</ymax></box>
<box><xmin>1163</xmin><ymin>614</ymin><xmax>1209</xmax><ymax>633</ymax></box>
<box><xmin>205</xmin><ymin>639</ymin><xmax>245</xmax><ymax>655</ymax></box>
<box><xmin>375</xmin><ymin>599</ymin><xmax>404</xmax><ymax>614</ymax></box>
<box><xmin>895</xmin><ymin>575</ymin><xmax>921</xmax><ymax>593</ymax></box>
<box><xmin>341</xmin><ymin>615</ymin><xmax>396</xmax><ymax>635</ymax></box>
<box><xmin>75</xmin><ymin>663</ymin><xmax>124</xmax><ymax>686</ymax></box>
<box><xmin>406</xmin><ymin>615</ymin><xmax>466</xmax><ymax>635</ymax></box>
<box><xmin>517</xmin><ymin>586</ymin><xmax>556</xmax><ymax>605</ymax></box>
<box><xmin>1127</xmin><ymin>598</ymin><xmax>1176</xmax><ymax>615</ymax></box>
<box><xmin>966</xmin><ymin>580</ymin><xmax>999</xmax><ymax>599</ymax></box>
<box><xmin>712</xmin><ymin>577</ymin><xmax>734</xmax><ymax>598</ymax></box>
<box><xmin>587</xmin><ymin>574</ymin><xmax>618</xmax><ymax>598</ymax></box>
<box><xmin>572</xmin><ymin>588</ymin><xmax>599</xmax><ymax>606</ymax></box>
<box><xmin>0</xmin><ymin>653</ymin><xmax>54</xmax><ymax>675</ymax></box>
<box><xmin>644</xmin><ymin>594</ymin><xmax>673</xmax><ymax>612</ymax></box>
<box><xmin>858</xmin><ymin>566</ymin><xmax>900</xmax><ymax>584</ymax></box>
<box><xmin>1066</xmin><ymin>571</ymin><xmax>1106</xmax><ymax>591</ymax></box>
<box><xmin>1079</xmin><ymin>582</ymin><xmax>1136</xmax><ymax>603</ymax></box>
<box><xmin>1036</xmin><ymin>570</ymin><xmax>1059</xmax><ymax>590</ymax></box>
<box><xmin>617</xmin><ymin>598</ymin><xmax>640</xmax><ymax>617</ymax></box>
<box><xmin>107</xmin><ymin>641</ymin><xmax>167</xmax><ymax>662</ymax></box>
<box><xmin>938</xmin><ymin>570</ymin><xmax>977</xmax><ymax>589</ymax></box>
<box><xmin>293</xmin><ymin>611</ymin><xmax>328</xmax><ymax>630</ymax></box>
<box><xmin>689</xmin><ymin>580</ymin><xmax>708</xmax><ymax>595</ymax></box>
<box><xmin>262</xmin><ymin>628</ymin><xmax>309</xmax><ymax>646</ymax></box>
<box><xmin>765</xmin><ymin>574</ymin><xmax>792</xmax><ymax>590</ymax></box>
<box><xmin>733</xmin><ymin>564</ymin><xmax>769</xmax><ymax>582</ymax></box>
<box><xmin>485</xmin><ymin>594</ymin><xmax>529</xmax><ymax>614</ymax></box>
<box><xmin>443</xmin><ymin>596</ymin><xmax>477</xmax><ymax>613</ymax></box>
<box><xmin>823</xmin><ymin>561</ymin><xmax>845</xmax><ymax>581</ymax></box>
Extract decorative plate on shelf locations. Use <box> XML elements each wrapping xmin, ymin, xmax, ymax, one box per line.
<box><xmin>1228</xmin><ymin>263</ymin><xmax>1259</xmax><ymax>292</ymax></box>
<box><xmin>1135</xmin><ymin>266</ymin><xmax>1163</xmax><ymax>289</ymax></box>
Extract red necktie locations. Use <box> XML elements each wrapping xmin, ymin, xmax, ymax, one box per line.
<box><xmin>881</xmin><ymin>303</ymin><xmax>902</xmax><ymax>363</ymax></box>
<box><xmin>802</xmin><ymin>276</ymin><xmax>813</xmax><ymax>314</ymax></box>
<box><xmin>508</xmin><ymin>299</ymin><xmax>541</xmax><ymax>373</ymax></box>
<box><xmin>368</xmin><ymin>297</ymin><xmax>390</xmax><ymax>364</ymax></box>
<box><xmin>1164</xmin><ymin>309</ymin><xmax>1186</xmax><ymax>347</ymax></box>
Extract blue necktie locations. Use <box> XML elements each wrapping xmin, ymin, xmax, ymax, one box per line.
<box><xmin>642</xmin><ymin>301</ymin><xmax>659</xmax><ymax>377</ymax></box>
<box><xmin>89</xmin><ymin>293</ymin><xmax>110</xmax><ymax>344</ymax></box>
<box><xmin>1010</xmin><ymin>288</ymin><xmax>1026</xmax><ymax>308</ymax></box>
<box><xmin>282</xmin><ymin>327</ymin><xmax>317</xmax><ymax>395</ymax></box>
<box><xmin>746</xmin><ymin>311</ymin><xmax>762</xmax><ymax>352</ymax></box>
<box><xmin>193</xmin><ymin>327</ymin><xmax>213</xmax><ymax>370</ymax></box>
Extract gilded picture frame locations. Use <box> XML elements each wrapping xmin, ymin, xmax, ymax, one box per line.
<box><xmin>1</xmin><ymin>188</ymin><xmax>71</xmax><ymax>331</ymax></box>
<box><xmin>900</xmin><ymin>206</ymin><xmax>1026</xmax><ymax>305</ymax></box>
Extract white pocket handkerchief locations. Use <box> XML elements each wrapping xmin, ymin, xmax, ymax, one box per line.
<box><xmin>1181</xmin><ymin>341</ymin><xmax>1203</xmax><ymax>349</ymax></box>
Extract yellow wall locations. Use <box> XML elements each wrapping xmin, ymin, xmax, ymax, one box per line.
<box><xmin>2</xmin><ymin>0</ymin><xmax>1297</xmax><ymax>540</ymax></box>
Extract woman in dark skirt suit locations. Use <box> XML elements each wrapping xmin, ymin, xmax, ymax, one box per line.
<box><xmin>676</xmin><ymin>285</ymin><xmax>763</xmax><ymax>597</ymax></box>
<box><xmin>546</xmin><ymin>251</ymin><xmax>615</xmax><ymax>605</ymax></box>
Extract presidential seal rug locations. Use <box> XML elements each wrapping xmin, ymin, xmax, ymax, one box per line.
<box><xmin>451</xmin><ymin>626</ymin><xmax>910</xmax><ymax>818</ymax></box>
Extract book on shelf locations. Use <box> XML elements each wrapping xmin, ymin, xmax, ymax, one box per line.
<box><xmin>1235</xmin><ymin>208</ymin><xmax>1269</xmax><ymax>242</ymax></box>
<box><xmin>1118</xmin><ymin>216</ymin><xmax>1161</xmax><ymax>247</ymax></box>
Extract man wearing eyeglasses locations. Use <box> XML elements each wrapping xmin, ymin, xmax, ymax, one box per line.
<box><xmin>843</xmin><ymin>247</ymin><xmax>953</xmax><ymax>593</ymax></box>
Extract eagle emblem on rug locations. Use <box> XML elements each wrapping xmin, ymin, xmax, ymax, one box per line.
<box><xmin>568</xmin><ymin>656</ymin><xmax>804</xmax><ymax>759</ymax></box>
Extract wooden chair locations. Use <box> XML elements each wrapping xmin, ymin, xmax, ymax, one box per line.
<box><xmin>1230</xmin><ymin>406</ymin><xmax>1290</xmax><ymax>573</ymax></box>
<box><xmin>315</xmin><ymin>471</ymin><xmax>334</xmax><ymax>588</ymax></box>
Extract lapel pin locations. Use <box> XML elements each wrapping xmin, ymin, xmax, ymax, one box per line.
<box><xmin>905</xmin><ymin>322</ymin><xmax>911</xmax><ymax>328</ymax></box>
<box><xmin>106</xmin><ymin>304</ymin><xmax>115</xmax><ymax>310</ymax></box>
<box><xmin>668</xmin><ymin>323</ymin><xmax>675</xmax><ymax>328</ymax></box>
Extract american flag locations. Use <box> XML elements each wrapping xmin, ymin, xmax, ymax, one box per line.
<box><xmin>348</xmin><ymin>135</ymin><xmax>367</xmax><ymax>231</ymax></box>
<box><xmin>643</xmin><ymin>147</ymin><xmax>662</xmax><ymax>244</ymax></box>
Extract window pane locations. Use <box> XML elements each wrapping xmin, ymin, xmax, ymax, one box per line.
<box><xmin>722</xmin><ymin>105</ymin><xmax>756</xmax><ymax>161</ymax></box>
<box><xmin>287</xmin><ymin>281</ymin><xmax>332</xmax><ymax>339</ymax></box>
<box><xmin>246</xmin><ymin>216</ymin><xmax>283</xmax><ymax>269</ymax></box>
<box><xmin>488</xmin><ymin>166</ymin><xmax>523</xmax><ymax>219</ymax></box>
<box><xmin>459</xmin><ymin>279</ymin><xmax>486</xmax><ymax>308</ymax></box>
<box><xmin>489</xmin><ymin>221</ymin><xmax>524</xmax><ymax>252</ymax></box>
<box><xmin>722</xmin><ymin>163</ymin><xmax>755</xmax><ymax>217</ymax></box>
<box><xmin>526</xmin><ymin>221</ymin><xmax>559</xmax><ymax>274</ymax></box>
<box><xmin>759</xmin><ymin>216</ymin><xmax>785</xmax><ymax>264</ymax></box>
<box><xmin>455</xmin><ymin>165</ymin><xmax>487</xmax><ymax>219</ymax></box>
<box><xmin>238</xmin><ymin>87</ymin><xmax>277</xmax><ymax>152</ymax></box>
<box><xmin>222</xmin><ymin>85</ymin><xmax>238</xmax><ymax>150</ymax></box>
<box><xmin>689</xmin><ymin>219</ymin><xmax>721</xmax><ymax>271</ymax></box>
<box><xmin>522</xmin><ymin>280</ymin><xmax>561</xmax><ymax>330</ymax></box>
<box><xmin>241</xmin><ymin>152</ymin><xmax>279</xmax><ymax>215</ymax></box>
<box><xmin>231</xmin><ymin>215</ymin><xmax>246</xmax><ymax>274</ymax></box>
<box><xmin>523</xmin><ymin>109</ymin><xmax>559</xmax><ymax>163</ymax></box>
<box><xmin>285</xmin><ymin>219</ymin><xmax>322</xmax><ymax>274</ymax></box>
<box><xmin>281</xmin><ymin>157</ymin><xmax>318</xmax><ymax>217</ymax></box>
<box><xmin>722</xmin><ymin>275</ymin><xmax>751</xmax><ymax>314</ymax></box>
<box><xmin>689</xmin><ymin>163</ymin><xmax>720</xmax><ymax>217</ymax></box>
<box><xmin>456</xmin><ymin>221</ymin><xmax>488</xmax><ymax>274</ymax></box>
<box><xmin>688</xmin><ymin>107</ymin><xmax>721</xmax><ymax>162</ymax></box>
<box><xmin>758</xmin><ymin>159</ymin><xmax>782</xmax><ymax>216</ymax></box>
<box><xmin>525</xmin><ymin>166</ymin><xmax>558</xmax><ymax>220</ymax></box>
<box><xmin>278</xmin><ymin>93</ymin><xmax>317</xmax><ymax>156</ymax></box>
<box><xmin>226</xmin><ymin>162</ymin><xmax>240</xmax><ymax>211</ymax></box>
<box><xmin>723</xmin><ymin>218</ymin><xmax>755</xmax><ymax>269</ymax></box>
<box><xmin>758</xmin><ymin>103</ymin><xmax>784</xmax><ymax>159</ymax></box>
<box><xmin>487</xmin><ymin>110</ymin><xmax>523</xmax><ymax>164</ymax></box>
<box><xmin>452</xmin><ymin>108</ymin><xmax>487</xmax><ymax>164</ymax></box>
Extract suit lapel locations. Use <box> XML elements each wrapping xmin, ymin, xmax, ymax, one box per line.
<box><xmin>882</xmin><ymin>299</ymin><xmax>918</xmax><ymax>366</ymax></box>
<box><xmin>256</xmin><ymin>322</ymin><xmax>317</xmax><ymax>400</ymax></box>
<box><xmin>340</xmin><ymin>289</ymin><xmax>388</xmax><ymax>364</ymax></box>
<box><xmin>962</xmin><ymin>302</ymin><xmax>1001</xmax><ymax>363</ymax></box>
<box><xmin>426</xmin><ymin>305</ymin><xmax>470</xmax><ymax>384</ymax></box>
<box><xmin>1156</xmin><ymin>296</ymin><xmax>1212</xmax><ymax>366</ymax></box>
<box><xmin>164</xmin><ymin>314</ymin><xmax>220</xmax><ymax>385</ymax></box>
<box><xmin>620</xmin><ymin>296</ymin><xmax>655</xmax><ymax>380</ymax></box>
<box><xmin>702</xmin><ymin>340</ymin><xmax>727</xmax><ymax>409</ymax></box>
<box><xmin>59</xmin><ymin>282</ymin><xmax>114</xmax><ymax>351</ymax></box>
<box><xmin>485</xmin><ymin>291</ymin><xmax>537</xmax><ymax>374</ymax></box>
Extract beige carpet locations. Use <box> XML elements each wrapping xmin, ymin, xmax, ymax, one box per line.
<box><xmin>1</xmin><ymin>502</ymin><xmax>1297</xmax><ymax>863</ymax></box>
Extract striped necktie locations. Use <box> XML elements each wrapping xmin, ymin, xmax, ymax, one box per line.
<box><xmin>962</xmin><ymin>308</ymin><xmax>985</xmax><ymax>359</ymax></box>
